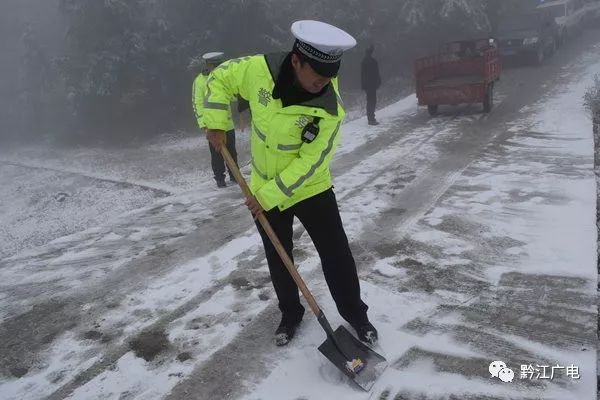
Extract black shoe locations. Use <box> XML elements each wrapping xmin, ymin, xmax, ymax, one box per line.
<box><xmin>216</xmin><ymin>180</ymin><xmax>226</xmax><ymax>188</ymax></box>
<box><xmin>368</xmin><ymin>120</ymin><xmax>380</xmax><ymax>126</ymax></box>
<box><xmin>275</xmin><ymin>316</ymin><xmax>303</xmax><ymax>346</ymax></box>
<box><xmin>352</xmin><ymin>321</ymin><xmax>378</xmax><ymax>345</ymax></box>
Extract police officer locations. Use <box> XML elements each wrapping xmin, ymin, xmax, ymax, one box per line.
<box><xmin>192</xmin><ymin>52</ymin><xmax>239</xmax><ymax>188</ymax></box>
<box><xmin>203</xmin><ymin>20</ymin><xmax>378</xmax><ymax>346</ymax></box>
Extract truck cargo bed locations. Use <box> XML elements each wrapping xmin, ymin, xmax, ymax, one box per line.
<box><xmin>424</xmin><ymin>75</ymin><xmax>484</xmax><ymax>88</ymax></box>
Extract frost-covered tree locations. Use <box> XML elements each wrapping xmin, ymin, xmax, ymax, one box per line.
<box><xmin>52</xmin><ymin>0</ymin><xmax>519</xmax><ymax>142</ymax></box>
<box><xmin>584</xmin><ymin>75</ymin><xmax>600</xmax><ymax>134</ymax></box>
<box><xmin>57</xmin><ymin>0</ymin><xmax>275</xmax><ymax>140</ymax></box>
<box><xmin>56</xmin><ymin>0</ymin><xmax>155</xmax><ymax>139</ymax></box>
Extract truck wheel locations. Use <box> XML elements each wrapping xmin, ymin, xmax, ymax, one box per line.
<box><xmin>483</xmin><ymin>84</ymin><xmax>494</xmax><ymax>113</ymax></box>
<box><xmin>427</xmin><ymin>105</ymin><xmax>438</xmax><ymax>116</ymax></box>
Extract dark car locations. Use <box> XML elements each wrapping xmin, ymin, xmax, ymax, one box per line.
<box><xmin>495</xmin><ymin>12</ymin><xmax>560</xmax><ymax>65</ymax></box>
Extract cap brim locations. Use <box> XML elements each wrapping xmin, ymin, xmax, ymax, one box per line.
<box><xmin>307</xmin><ymin>58</ymin><xmax>340</xmax><ymax>78</ymax></box>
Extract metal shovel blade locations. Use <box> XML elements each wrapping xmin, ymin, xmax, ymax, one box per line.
<box><xmin>318</xmin><ymin>326</ymin><xmax>388</xmax><ymax>391</ymax></box>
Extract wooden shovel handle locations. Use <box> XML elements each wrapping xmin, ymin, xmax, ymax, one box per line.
<box><xmin>220</xmin><ymin>146</ymin><xmax>321</xmax><ymax>315</ymax></box>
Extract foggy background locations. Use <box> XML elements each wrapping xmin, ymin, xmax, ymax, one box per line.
<box><xmin>0</xmin><ymin>0</ymin><xmax>538</xmax><ymax>146</ymax></box>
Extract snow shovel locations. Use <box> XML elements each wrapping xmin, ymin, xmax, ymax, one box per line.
<box><xmin>220</xmin><ymin>146</ymin><xmax>388</xmax><ymax>391</ymax></box>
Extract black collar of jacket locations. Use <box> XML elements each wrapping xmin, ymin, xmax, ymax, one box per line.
<box><xmin>264</xmin><ymin>52</ymin><xmax>338</xmax><ymax>117</ymax></box>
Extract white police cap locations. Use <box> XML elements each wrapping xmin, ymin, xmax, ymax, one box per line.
<box><xmin>291</xmin><ymin>20</ymin><xmax>356</xmax><ymax>77</ymax></box>
<box><xmin>202</xmin><ymin>52</ymin><xmax>225</xmax><ymax>63</ymax></box>
<box><xmin>291</xmin><ymin>20</ymin><xmax>356</xmax><ymax>60</ymax></box>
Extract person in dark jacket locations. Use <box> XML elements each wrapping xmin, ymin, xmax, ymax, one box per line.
<box><xmin>361</xmin><ymin>45</ymin><xmax>381</xmax><ymax>126</ymax></box>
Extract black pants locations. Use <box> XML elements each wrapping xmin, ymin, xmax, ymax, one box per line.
<box><xmin>209</xmin><ymin>130</ymin><xmax>238</xmax><ymax>181</ymax></box>
<box><xmin>255</xmin><ymin>188</ymin><xmax>369</xmax><ymax>326</ymax></box>
<box><xmin>365</xmin><ymin>89</ymin><xmax>377</xmax><ymax>122</ymax></box>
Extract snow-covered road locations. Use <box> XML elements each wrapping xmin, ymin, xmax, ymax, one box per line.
<box><xmin>1</xmin><ymin>29</ymin><xmax>599</xmax><ymax>400</ymax></box>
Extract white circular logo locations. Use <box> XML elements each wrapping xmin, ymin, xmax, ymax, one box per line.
<box><xmin>498</xmin><ymin>367</ymin><xmax>515</xmax><ymax>383</ymax></box>
<box><xmin>489</xmin><ymin>361</ymin><xmax>507</xmax><ymax>378</ymax></box>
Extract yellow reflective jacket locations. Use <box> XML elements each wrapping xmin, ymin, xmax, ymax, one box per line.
<box><xmin>192</xmin><ymin>72</ymin><xmax>234</xmax><ymax>131</ymax></box>
<box><xmin>203</xmin><ymin>53</ymin><xmax>346</xmax><ymax>211</ymax></box>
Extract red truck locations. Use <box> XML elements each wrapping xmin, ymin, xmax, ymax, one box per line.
<box><xmin>415</xmin><ymin>39</ymin><xmax>502</xmax><ymax>116</ymax></box>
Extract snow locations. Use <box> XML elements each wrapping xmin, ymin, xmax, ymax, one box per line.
<box><xmin>0</xmin><ymin>93</ymin><xmax>418</xmax><ymax>260</ymax></box>
<box><xmin>229</xmin><ymin>41</ymin><xmax>599</xmax><ymax>400</ymax></box>
<box><xmin>373</xmin><ymin>258</ymin><xmax>406</xmax><ymax>278</ymax></box>
<box><xmin>0</xmin><ymin>89</ymin><xmax>450</xmax><ymax>399</ymax></box>
<box><xmin>1</xmin><ymin>333</ymin><xmax>100</xmax><ymax>400</ymax></box>
<box><xmin>237</xmin><ymin>281</ymin><xmax>445</xmax><ymax>400</ymax></box>
<box><xmin>66</xmin><ymin>352</ymin><xmax>196</xmax><ymax>400</ymax></box>
<box><xmin>96</xmin><ymin>233</ymin><xmax>261</xmax><ymax>336</ymax></box>
<box><xmin>0</xmin><ymin>163</ymin><xmax>164</xmax><ymax>259</ymax></box>
<box><xmin>1</xmin><ymin>38</ymin><xmax>599</xmax><ymax>400</ymax></box>
<box><xmin>65</xmin><ymin>284</ymin><xmax>267</xmax><ymax>400</ymax></box>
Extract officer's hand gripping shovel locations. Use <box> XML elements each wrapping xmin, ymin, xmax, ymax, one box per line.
<box><xmin>221</xmin><ymin>146</ymin><xmax>388</xmax><ymax>391</ymax></box>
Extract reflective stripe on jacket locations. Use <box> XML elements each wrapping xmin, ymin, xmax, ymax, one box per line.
<box><xmin>193</xmin><ymin>72</ymin><xmax>234</xmax><ymax>131</ymax></box>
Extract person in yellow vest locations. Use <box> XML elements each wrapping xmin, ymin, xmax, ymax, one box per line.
<box><xmin>203</xmin><ymin>20</ymin><xmax>377</xmax><ymax>346</ymax></box>
<box><xmin>192</xmin><ymin>51</ymin><xmax>239</xmax><ymax>188</ymax></box>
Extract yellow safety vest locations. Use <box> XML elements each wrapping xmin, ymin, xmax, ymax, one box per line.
<box><xmin>203</xmin><ymin>52</ymin><xmax>346</xmax><ymax>211</ymax></box>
